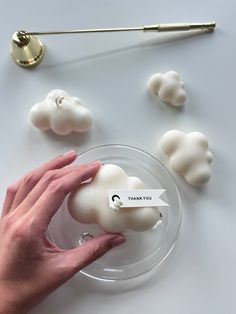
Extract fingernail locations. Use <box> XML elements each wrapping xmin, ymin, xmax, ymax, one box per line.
<box><xmin>63</xmin><ymin>150</ymin><xmax>77</xmax><ymax>157</ymax></box>
<box><xmin>111</xmin><ymin>235</ymin><xmax>126</xmax><ymax>248</ymax></box>
<box><xmin>88</xmin><ymin>160</ymin><xmax>101</xmax><ymax>168</ymax></box>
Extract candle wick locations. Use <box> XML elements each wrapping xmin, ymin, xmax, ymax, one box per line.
<box><xmin>55</xmin><ymin>96</ymin><xmax>65</xmax><ymax>108</ymax></box>
<box><xmin>111</xmin><ymin>198</ymin><xmax>123</xmax><ymax>211</ymax></box>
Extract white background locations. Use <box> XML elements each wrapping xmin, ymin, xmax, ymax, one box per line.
<box><xmin>0</xmin><ymin>1</ymin><xmax>235</xmax><ymax>313</ymax></box>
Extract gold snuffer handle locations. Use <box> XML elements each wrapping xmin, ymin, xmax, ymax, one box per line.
<box><xmin>11</xmin><ymin>21</ymin><xmax>216</xmax><ymax>68</ymax></box>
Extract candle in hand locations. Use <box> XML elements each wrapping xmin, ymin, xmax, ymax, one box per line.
<box><xmin>68</xmin><ymin>164</ymin><xmax>161</xmax><ymax>233</ymax></box>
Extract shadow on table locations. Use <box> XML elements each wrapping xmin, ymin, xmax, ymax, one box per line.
<box><xmin>38</xmin><ymin>29</ymin><xmax>215</xmax><ymax>70</ymax></box>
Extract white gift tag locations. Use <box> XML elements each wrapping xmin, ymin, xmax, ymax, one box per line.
<box><xmin>108</xmin><ymin>189</ymin><xmax>169</xmax><ymax>209</ymax></box>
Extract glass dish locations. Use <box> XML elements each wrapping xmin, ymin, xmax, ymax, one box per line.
<box><xmin>48</xmin><ymin>144</ymin><xmax>181</xmax><ymax>282</ymax></box>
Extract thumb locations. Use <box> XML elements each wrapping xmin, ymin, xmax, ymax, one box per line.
<box><xmin>66</xmin><ymin>233</ymin><xmax>126</xmax><ymax>272</ymax></box>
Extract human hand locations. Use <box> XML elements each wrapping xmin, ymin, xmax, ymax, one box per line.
<box><xmin>0</xmin><ymin>151</ymin><xmax>126</xmax><ymax>314</ymax></box>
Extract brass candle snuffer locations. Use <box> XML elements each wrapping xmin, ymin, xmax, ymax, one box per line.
<box><xmin>11</xmin><ymin>22</ymin><xmax>216</xmax><ymax>68</ymax></box>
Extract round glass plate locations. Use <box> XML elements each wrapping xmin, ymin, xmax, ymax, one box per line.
<box><xmin>48</xmin><ymin>144</ymin><xmax>181</xmax><ymax>282</ymax></box>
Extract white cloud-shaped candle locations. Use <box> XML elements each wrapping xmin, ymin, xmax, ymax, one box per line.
<box><xmin>160</xmin><ymin>130</ymin><xmax>213</xmax><ymax>186</ymax></box>
<box><xmin>147</xmin><ymin>71</ymin><xmax>187</xmax><ymax>107</ymax></box>
<box><xmin>29</xmin><ymin>89</ymin><xmax>93</xmax><ymax>135</ymax></box>
<box><xmin>68</xmin><ymin>164</ymin><xmax>161</xmax><ymax>233</ymax></box>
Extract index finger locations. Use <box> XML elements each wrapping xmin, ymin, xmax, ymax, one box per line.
<box><xmin>26</xmin><ymin>161</ymin><xmax>101</xmax><ymax>230</ymax></box>
<box><xmin>10</xmin><ymin>150</ymin><xmax>77</xmax><ymax>212</ymax></box>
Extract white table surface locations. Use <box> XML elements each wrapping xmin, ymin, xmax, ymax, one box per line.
<box><xmin>0</xmin><ymin>0</ymin><xmax>235</xmax><ymax>313</ymax></box>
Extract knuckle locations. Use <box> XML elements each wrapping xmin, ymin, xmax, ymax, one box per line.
<box><xmin>25</xmin><ymin>216</ymin><xmax>43</xmax><ymax>235</ymax></box>
<box><xmin>11</xmin><ymin>217</ymin><xmax>38</xmax><ymax>242</ymax></box>
<box><xmin>11</xmin><ymin>221</ymin><xmax>29</xmax><ymax>241</ymax></box>
<box><xmin>88</xmin><ymin>243</ymin><xmax>108</xmax><ymax>261</ymax></box>
<box><xmin>1</xmin><ymin>214</ymin><xmax>14</xmax><ymax>230</ymax></box>
<box><xmin>13</xmin><ymin>227</ymin><xmax>27</xmax><ymax>240</ymax></box>
<box><xmin>23</xmin><ymin>172</ymin><xmax>37</xmax><ymax>186</ymax></box>
<box><xmin>42</xmin><ymin>170</ymin><xmax>56</xmax><ymax>183</ymax></box>
<box><xmin>2</xmin><ymin>214</ymin><xmax>35</xmax><ymax>243</ymax></box>
<box><xmin>47</xmin><ymin>180</ymin><xmax>64</xmax><ymax>194</ymax></box>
